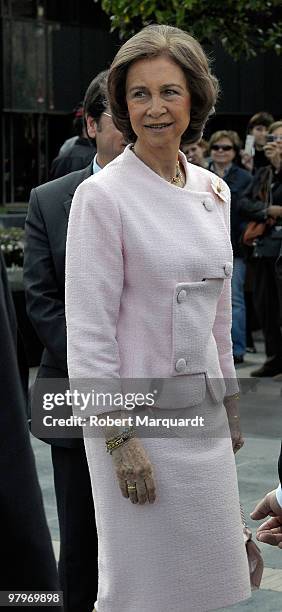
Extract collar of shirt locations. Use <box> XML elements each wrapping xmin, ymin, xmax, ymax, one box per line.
<box><xmin>93</xmin><ymin>154</ymin><xmax>102</xmax><ymax>174</ymax></box>
<box><xmin>210</xmin><ymin>162</ymin><xmax>233</xmax><ymax>180</ymax></box>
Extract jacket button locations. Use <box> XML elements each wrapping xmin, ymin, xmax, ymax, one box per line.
<box><xmin>175</xmin><ymin>358</ymin><xmax>186</xmax><ymax>373</ymax></box>
<box><xmin>223</xmin><ymin>262</ymin><xmax>233</xmax><ymax>277</ymax></box>
<box><xmin>177</xmin><ymin>289</ymin><xmax>187</xmax><ymax>303</ymax></box>
<box><xmin>202</xmin><ymin>200</ymin><xmax>213</xmax><ymax>211</ymax></box>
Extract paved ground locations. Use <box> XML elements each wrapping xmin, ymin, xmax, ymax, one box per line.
<box><xmin>30</xmin><ymin>335</ymin><xmax>282</xmax><ymax>611</ymax></box>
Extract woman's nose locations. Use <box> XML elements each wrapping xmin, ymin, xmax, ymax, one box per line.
<box><xmin>147</xmin><ymin>95</ymin><xmax>166</xmax><ymax>117</ymax></box>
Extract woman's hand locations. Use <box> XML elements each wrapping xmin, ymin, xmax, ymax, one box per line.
<box><xmin>267</xmin><ymin>205</ymin><xmax>282</xmax><ymax>219</ymax></box>
<box><xmin>224</xmin><ymin>396</ymin><xmax>244</xmax><ymax>454</ymax></box>
<box><xmin>240</xmin><ymin>151</ymin><xmax>254</xmax><ymax>173</ymax></box>
<box><xmin>228</xmin><ymin>415</ymin><xmax>244</xmax><ymax>454</ymax></box>
<box><xmin>264</xmin><ymin>142</ymin><xmax>281</xmax><ymax>170</ymax></box>
<box><xmin>110</xmin><ymin>437</ymin><xmax>156</xmax><ymax>505</ymax></box>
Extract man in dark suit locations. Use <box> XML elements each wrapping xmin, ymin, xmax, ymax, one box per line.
<box><xmin>24</xmin><ymin>71</ymin><xmax>126</xmax><ymax>612</ymax></box>
<box><xmin>250</xmin><ymin>248</ymin><xmax>282</xmax><ymax>547</ymax></box>
<box><xmin>50</xmin><ymin>103</ymin><xmax>96</xmax><ymax>180</ymax></box>
<box><xmin>0</xmin><ymin>251</ymin><xmax>61</xmax><ymax>606</ymax></box>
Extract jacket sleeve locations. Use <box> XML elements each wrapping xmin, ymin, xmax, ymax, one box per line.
<box><xmin>65</xmin><ymin>179</ymin><xmax>124</xmax><ymax>413</ymax></box>
<box><xmin>23</xmin><ymin>189</ymin><xmax>67</xmax><ymax>372</ymax></box>
<box><xmin>238</xmin><ymin>175</ymin><xmax>267</xmax><ymax>222</ymax></box>
<box><xmin>212</xmin><ymin>190</ymin><xmax>239</xmax><ymax>396</ymax></box>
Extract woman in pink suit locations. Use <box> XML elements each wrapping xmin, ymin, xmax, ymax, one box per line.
<box><xmin>66</xmin><ymin>25</ymin><xmax>251</xmax><ymax>612</ymax></box>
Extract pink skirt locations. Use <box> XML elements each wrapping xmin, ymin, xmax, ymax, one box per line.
<box><xmin>85</xmin><ymin>388</ymin><xmax>251</xmax><ymax>612</ymax></box>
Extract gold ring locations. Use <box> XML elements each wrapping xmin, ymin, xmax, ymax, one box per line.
<box><xmin>127</xmin><ymin>483</ymin><xmax>137</xmax><ymax>491</ymax></box>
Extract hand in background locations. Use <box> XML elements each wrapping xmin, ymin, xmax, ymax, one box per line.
<box><xmin>240</xmin><ymin>151</ymin><xmax>254</xmax><ymax>173</ymax></box>
<box><xmin>267</xmin><ymin>205</ymin><xmax>282</xmax><ymax>219</ymax></box>
<box><xmin>264</xmin><ymin>142</ymin><xmax>281</xmax><ymax>170</ymax></box>
<box><xmin>250</xmin><ymin>489</ymin><xmax>282</xmax><ymax>548</ymax></box>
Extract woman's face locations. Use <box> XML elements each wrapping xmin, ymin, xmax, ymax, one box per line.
<box><xmin>125</xmin><ymin>55</ymin><xmax>191</xmax><ymax>151</ymax></box>
<box><xmin>182</xmin><ymin>142</ymin><xmax>204</xmax><ymax>165</ymax></box>
<box><xmin>210</xmin><ymin>137</ymin><xmax>236</xmax><ymax>167</ymax></box>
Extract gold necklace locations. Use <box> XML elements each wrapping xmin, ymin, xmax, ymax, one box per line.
<box><xmin>132</xmin><ymin>146</ymin><xmax>185</xmax><ymax>187</ymax></box>
<box><xmin>171</xmin><ymin>161</ymin><xmax>185</xmax><ymax>186</ymax></box>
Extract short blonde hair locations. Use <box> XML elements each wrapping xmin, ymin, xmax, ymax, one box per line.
<box><xmin>108</xmin><ymin>24</ymin><xmax>219</xmax><ymax>144</ymax></box>
<box><xmin>208</xmin><ymin>130</ymin><xmax>242</xmax><ymax>154</ymax></box>
<box><xmin>269</xmin><ymin>120</ymin><xmax>282</xmax><ymax>134</ymax></box>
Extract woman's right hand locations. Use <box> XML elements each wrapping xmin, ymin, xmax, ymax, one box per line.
<box><xmin>110</xmin><ymin>437</ymin><xmax>156</xmax><ymax>505</ymax></box>
<box><xmin>240</xmin><ymin>151</ymin><xmax>254</xmax><ymax>173</ymax></box>
<box><xmin>267</xmin><ymin>205</ymin><xmax>282</xmax><ymax>219</ymax></box>
<box><xmin>264</xmin><ymin>142</ymin><xmax>281</xmax><ymax>170</ymax></box>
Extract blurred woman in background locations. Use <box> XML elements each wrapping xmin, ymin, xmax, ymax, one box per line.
<box><xmin>208</xmin><ymin>130</ymin><xmax>252</xmax><ymax>364</ymax></box>
<box><xmin>239</xmin><ymin>121</ymin><xmax>282</xmax><ymax>377</ymax></box>
<box><xmin>181</xmin><ymin>138</ymin><xmax>208</xmax><ymax>168</ymax></box>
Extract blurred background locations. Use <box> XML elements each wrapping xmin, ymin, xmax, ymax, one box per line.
<box><xmin>0</xmin><ymin>0</ymin><xmax>281</xmax><ymax>365</ymax></box>
<box><xmin>0</xmin><ymin>0</ymin><xmax>281</xmax><ymax>209</ymax></box>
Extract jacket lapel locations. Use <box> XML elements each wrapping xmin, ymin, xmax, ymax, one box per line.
<box><xmin>63</xmin><ymin>164</ymin><xmax>93</xmax><ymax>218</ymax></box>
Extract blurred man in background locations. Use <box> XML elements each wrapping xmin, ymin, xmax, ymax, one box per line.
<box><xmin>50</xmin><ymin>103</ymin><xmax>96</xmax><ymax>180</ymax></box>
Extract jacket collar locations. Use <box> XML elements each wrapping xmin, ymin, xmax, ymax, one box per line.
<box><xmin>209</xmin><ymin>161</ymin><xmax>234</xmax><ymax>180</ymax></box>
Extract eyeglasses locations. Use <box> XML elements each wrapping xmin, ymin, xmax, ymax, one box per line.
<box><xmin>211</xmin><ymin>144</ymin><xmax>234</xmax><ymax>151</ymax></box>
<box><xmin>102</xmin><ymin>112</ymin><xmax>112</xmax><ymax>119</ymax></box>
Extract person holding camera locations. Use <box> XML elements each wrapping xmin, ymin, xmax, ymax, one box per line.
<box><xmin>239</xmin><ymin>121</ymin><xmax>282</xmax><ymax>377</ymax></box>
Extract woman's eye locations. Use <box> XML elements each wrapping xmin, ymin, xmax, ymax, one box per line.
<box><xmin>164</xmin><ymin>89</ymin><xmax>177</xmax><ymax>95</ymax></box>
<box><xmin>133</xmin><ymin>91</ymin><xmax>146</xmax><ymax>98</ymax></box>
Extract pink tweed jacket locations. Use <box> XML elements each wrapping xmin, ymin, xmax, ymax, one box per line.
<box><xmin>65</xmin><ymin>145</ymin><xmax>239</xmax><ymax>413</ymax></box>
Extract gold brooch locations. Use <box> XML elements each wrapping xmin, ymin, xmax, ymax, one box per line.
<box><xmin>210</xmin><ymin>175</ymin><xmax>229</xmax><ymax>203</ymax></box>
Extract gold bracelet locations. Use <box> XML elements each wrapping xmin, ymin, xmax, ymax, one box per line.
<box><xmin>225</xmin><ymin>393</ymin><xmax>240</xmax><ymax>401</ymax></box>
<box><xmin>105</xmin><ymin>427</ymin><xmax>135</xmax><ymax>454</ymax></box>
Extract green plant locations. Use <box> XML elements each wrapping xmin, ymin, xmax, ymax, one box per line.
<box><xmin>98</xmin><ymin>0</ymin><xmax>282</xmax><ymax>60</ymax></box>
<box><xmin>0</xmin><ymin>227</ymin><xmax>25</xmax><ymax>268</ymax></box>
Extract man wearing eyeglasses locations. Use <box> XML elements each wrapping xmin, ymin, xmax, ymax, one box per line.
<box><xmin>24</xmin><ymin>71</ymin><xmax>126</xmax><ymax>612</ymax></box>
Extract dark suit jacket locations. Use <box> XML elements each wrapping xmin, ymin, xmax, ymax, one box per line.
<box><xmin>279</xmin><ymin>444</ymin><xmax>282</xmax><ymax>486</ymax></box>
<box><xmin>276</xmin><ymin>244</ymin><xmax>282</xmax><ymax>325</ymax></box>
<box><xmin>50</xmin><ymin>138</ymin><xmax>95</xmax><ymax>180</ymax></box>
<box><xmin>275</xmin><ymin>248</ymin><xmax>282</xmax><ymax>488</ymax></box>
<box><xmin>0</xmin><ymin>252</ymin><xmax>61</xmax><ymax>600</ymax></box>
<box><xmin>24</xmin><ymin>164</ymin><xmax>93</xmax><ymax>448</ymax></box>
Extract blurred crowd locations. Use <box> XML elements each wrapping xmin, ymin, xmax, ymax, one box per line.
<box><xmin>183</xmin><ymin>113</ymin><xmax>282</xmax><ymax>378</ymax></box>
